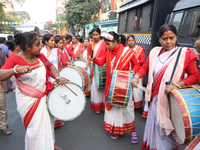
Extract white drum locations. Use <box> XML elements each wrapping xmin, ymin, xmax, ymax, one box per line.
<box><xmin>59</xmin><ymin>66</ymin><xmax>90</xmax><ymax>92</ymax></box>
<box><xmin>47</xmin><ymin>82</ymin><xmax>86</xmax><ymax>121</ymax></box>
<box><xmin>74</xmin><ymin>60</ymin><xmax>91</xmax><ymax>75</ymax></box>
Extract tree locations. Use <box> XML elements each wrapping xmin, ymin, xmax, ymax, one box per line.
<box><xmin>6</xmin><ymin>11</ymin><xmax>30</xmax><ymax>21</ymax></box>
<box><xmin>0</xmin><ymin>1</ymin><xmax>29</xmax><ymax>33</ymax></box>
<box><xmin>64</xmin><ymin>0</ymin><xmax>101</xmax><ymax>31</ymax></box>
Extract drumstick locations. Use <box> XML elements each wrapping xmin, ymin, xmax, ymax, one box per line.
<box><xmin>137</xmin><ymin>84</ymin><xmax>146</xmax><ymax>92</ymax></box>
<box><xmin>63</xmin><ymin>84</ymin><xmax>78</xmax><ymax>96</ymax></box>
<box><xmin>31</xmin><ymin>61</ymin><xmax>52</xmax><ymax>69</ymax></box>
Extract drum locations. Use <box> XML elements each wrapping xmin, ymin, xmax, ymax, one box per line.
<box><xmin>107</xmin><ymin>70</ymin><xmax>133</xmax><ymax>107</ymax></box>
<box><xmin>74</xmin><ymin>60</ymin><xmax>91</xmax><ymax>75</ymax></box>
<box><xmin>169</xmin><ymin>85</ymin><xmax>200</xmax><ymax>144</ymax></box>
<box><xmin>185</xmin><ymin>133</ymin><xmax>200</xmax><ymax>150</ymax></box>
<box><xmin>59</xmin><ymin>66</ymin><xmax>90</xmax><ymax>92</ymax></box>
<box><xmin>47</xmin><ymin>82</ymin><xmax>86</xmax><ymax>121</ymax></box>
<box><xmin>93</xmin><ymin>63</ymin><xmax>106</xmax><ymax>89</ymax></box>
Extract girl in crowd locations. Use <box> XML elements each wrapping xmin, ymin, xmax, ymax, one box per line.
<box><xmin>131</xmin><ymin>24</ymin><xmax>199</xmax><ymax>150</ymax></box>
<box><xmin>62</xmin><ymin>35</ymin><xmax>68</xmax><ymax>46</ymax></box>
<box><xmin>68</xmin><ymin>36</ymin><xmax>83</xmax><ymax>59</ymax></box>
<box><xmin>55</xmin><ymin>35</ymin><xmax>73</xmax><ymax>70</ymax></box>
<box><xmin>0</xmin><ymin>32</ymin><xmax>65</xmax><ymax>150</ymax></box>
<box><xmin>7</xmin><ymin>39</ymin><xmax>21</xmax><ymax>57</ymax></box>
<box><xmin>86</xmin><ymin>27</ymin><xmax>107</xmax><ymax>113</ymax></box>
<box><xmin>93</xmin><ymin>31</ymin><xmax>140</xmax><ymax>143</ymax></box>
<box><xmin>79</xmin><ymin>38</ymin><xmax>90</xmax><ymax>61</ymax></box>
<box><xmin>61</xmin><ymin>35</ymin><xmax>75</xmax><ymax>63</ymax></box>
<box><xmin>127</xmin><ymin>35</ymin><xmax>147</xmax><ymax>117</ymax></box>
<box><xmin>40</xmin><ymin>34</ymin><xmax>64</xmax><ymax>129</ymax></box>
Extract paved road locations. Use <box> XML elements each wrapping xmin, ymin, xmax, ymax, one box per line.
<box><xmin>0</xmin><ymin>92</ymin><xmax>186</xmax><ymax>150</ymax></box>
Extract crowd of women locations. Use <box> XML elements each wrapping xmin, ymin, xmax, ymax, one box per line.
<box><xmin>0</xmin><ymin>24</ymin><xmax>199</xmax><ymax>150</ymax></box>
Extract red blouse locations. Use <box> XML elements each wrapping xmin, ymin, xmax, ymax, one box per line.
<box><xmin>137</xmin><ymin>48</ymin><xmax>200</xmax><ymax>85</ymax></box>
<box><xmin>137</xmin><ymin>48</ymin><xmax>145</xmax><ymax>66</ymax></box>
<box><xmin>64</xmin><ymin>46</ymin><xmax>75</xmax><ymax>59</ymax></box>
<box><xmin>93</xmin><ymin>48</ymin><xmax>140</xmax><ymax>73</ymax></box>
<box><xmin>2</xmin><ymin>53</ymin><xmax>53</xmax><ymax>78</ymax></box>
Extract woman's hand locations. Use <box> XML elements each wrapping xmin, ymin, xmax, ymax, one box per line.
<box><xmin>131</xmin><ymin>75</ymin><xmax>140</xmax><ymax>87</ymax></box>
<box><xmin>17</xmin><ymin>66</ymin><xmax>32</xmax><ymax>74</ymax></box>
<box><xmin>67</xmin><ymin>62</ymin><xmax>73</xmax><ymax>66</ymax></box>
<box><xmin>56</xmin><ymin>77</ymin><xmax>68</xmax><ymax>85</ymax></box>
<box><xmin>165</xmin><ymin>84</ymin><xmax>177</xmax><ymax>94</ymax></box>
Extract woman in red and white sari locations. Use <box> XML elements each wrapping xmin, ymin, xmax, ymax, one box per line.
<box><xmin>68</xmin><ymin>36</ymin><xmax>83</xmax><ymax>60</ymax></box>
<box><xmin>0</xmin><ymin>32</ymin><xmax>65</xmax><ymax>150</ymax></box>
<box><xmin>85</xmin><ymin>27</ymin><xmax>107</xmax><ymax>113</ymax></box>
<box><xmin>127</xmin><ymin>35</ymin><xmax>146</xmax><ymax>116</ymax></box>
<box><xmin>131</xmin><ymin>24</ymin><xmax>200</xmax><ymax>150</ymax></box>
<box><xmin>93</xmin><ymin>31</ymin><xmax>140</xmax><ymax>143</ymax></box>
<box><xmin>55</xmin><ymin>35</ymin><xmax>73</xmax><ymax>70</ymax></box>
<box><xmin>40</xmin><ymin>34</ymin><xmax>64</xmax><ymax>129</ymax></box>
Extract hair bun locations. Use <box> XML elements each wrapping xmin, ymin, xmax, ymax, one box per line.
<box><xmin>14</xmin><ymin>32</ymin><xmax>22</xmax><ymax>45</ymax></box>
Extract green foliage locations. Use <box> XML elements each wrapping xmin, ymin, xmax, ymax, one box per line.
<box><xmin>65</xmin><ymin>0</ymin><xmax>101</xmax><ymax>30</ymax></box>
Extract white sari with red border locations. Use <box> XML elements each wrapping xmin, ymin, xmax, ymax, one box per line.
<box><xmin>91</xmin><ymin>40</ymin><xmax>105</xmax><ymax>112</ymax></box>
<box><xmin>142</xmin><ymin>47</ymin><xmax>183</xmax><ymax>150</ymax></box>
<box><xmin>15</xmin><ymin>59</ymin><xmax>54</xmax><ymax>150</ymax></box>
<box><xmin>104</xmin><ymin>47</ymin><xmax>135</xmax><ymax>135</ymax></box>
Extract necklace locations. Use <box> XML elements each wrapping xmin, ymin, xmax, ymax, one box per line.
<box><xmin>158</xmin><ymin>47</ymin><xmax>178</xmax><ymax>64</ymax></box>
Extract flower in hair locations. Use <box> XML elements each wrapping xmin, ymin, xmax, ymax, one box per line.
<box><xmin>101</xmin><ymin>33</ymin><xmax>114</xmax><ymax>41</ymax></box>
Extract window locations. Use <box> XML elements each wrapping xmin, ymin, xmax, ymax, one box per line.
<box><xmin>179</xmin><ymin>9</ymin><xmax>196</xmax><ymax>36</ymax></box>
<box><xmin>172</xmin><ymin>12</ymin><xmax>183</xmax><ymax>32</ymax></box>
<box><xmin>127</xmin><ymin>9</ymin><xmax>136</xmax><ymax>32</ymax></box>
<box><xmin>141</xmin><ymin>3</ymin><xmax>151</xmax><ymax>32</ymax></box>
<box><xmin>118</xmin><ymin>12</ymin><xmax>126</xmax><ymax>33</ymax></box>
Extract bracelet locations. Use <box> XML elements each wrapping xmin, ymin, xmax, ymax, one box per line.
<box><xmin>133</xmin><ymin>75</ymin><xmax>140</xmax><ymax>79</ymax></box>
<box><xmin>172</xmin><ymin>82</ymin><xmax>181</xmax><ymax>88</ymax></box>
<box><xmin>13</xmin><ymin>65</ymin><xmax>19</xmax><ymax>74</ymax></box>
<box><xmin>56</xmin><ymin>77</ymin><xmax>60</xmax><ymax>80</ymax></box>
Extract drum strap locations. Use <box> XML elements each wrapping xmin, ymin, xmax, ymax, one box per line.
<box><xmin>165</xmin><ymin>47</ymin><xmax>183</xmax><ymax>85</ymax></box>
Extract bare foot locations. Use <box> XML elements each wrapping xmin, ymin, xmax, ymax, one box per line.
<box><xmin>54</xmin><ymin>145</ymin><xmax>63</xmax><ymax>150</ymax></box>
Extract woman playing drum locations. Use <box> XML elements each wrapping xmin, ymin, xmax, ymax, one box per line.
<box><xmin>127</xmin><ymin>34</ymin><xmax>147</xmax><ymax>116</ymax></box>
<box><xmin>85</xmin><ymin>27</ymin><xmax>107</xmax><ymax>113</ymax></box>
<box><xmin>93</xmin><ymin>31</ymin><xmax>140</xmax><ymax>143</ymax></box>
<box><xmin>40</xmin><ymin>34</ymin><xmax>64</xmax><ymax>129</ymax></box>
<box><xmin>131</xmin><ymin>24</ymin><xmax>200</xmax><ymax>150</ymax></box>
<box><xmin>0</xmin><ymin>32</ymin><xmax>66</xmax><ymax>150</ymax></box>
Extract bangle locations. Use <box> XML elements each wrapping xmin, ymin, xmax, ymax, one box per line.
<box><xmin>13</xmin><ymin>65</ymin><xmax>19</xmax><ymax>74</ymax></box>
<box><xmin>172</xmin><ymin>82</ymin><xmax>181</xmax><ymax>88</ymax></box>
<box><xmin>56</xmin><ymin>77</ymin><xmax>60</xmax><ymax>80</ymax></box>
<box><xmin>133</xmin><ymin>75</ymin><xmax>140</xmax><ymax>79</ymax></box>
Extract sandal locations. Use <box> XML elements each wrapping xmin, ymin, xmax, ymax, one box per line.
<box><xmin>1</xmin><ymin>127</ymin><xmax>12</xmax><ymax>135</ymax></box>
<box><xmin>131</xmin><ymin>132</ymin><xmax>139</xmax><ymax>143</ymax></box>
<box><xmin>111</xmin><ymin>133</ymin><xmax>119</xmax><ymax>140</ymax></box>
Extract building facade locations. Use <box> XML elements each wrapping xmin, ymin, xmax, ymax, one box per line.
<box><xmin>56</xmin><ymin>0</ymin><xmax>68</xmax><ymax>17</ymax></box>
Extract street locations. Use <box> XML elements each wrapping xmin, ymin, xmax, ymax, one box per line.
<box><xmin>0</xmin><ymin>91</ymin><xmax>186</xmax><ymax>150</ymax></box>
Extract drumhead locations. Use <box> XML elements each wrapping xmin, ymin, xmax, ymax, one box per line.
<box><xmin>74</xmin><ymin>60</ymin><xmax>91</xmax><ymax>75</ymax></box>
<box><xmin>47</xmin><ymin>82</ymin><xmax>86</xmax><ymax>121</ymax></box>
<box><xmin>59</xmin><ymin>66</ymin><xmax>83</xmax><ymax>88</ymax></box>
<box><xmin>169</xmin><ymin>93</ymin><xmax>185</xmax><ymax>143</ymax></box>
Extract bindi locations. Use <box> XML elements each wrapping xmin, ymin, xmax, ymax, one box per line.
<box><xmin>166</xmin><ymin>27</ymin><xmax>169</xmax><ymax>38</ymax></box>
